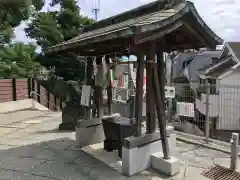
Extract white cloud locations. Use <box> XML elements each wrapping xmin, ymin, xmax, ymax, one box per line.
<box><xmin>190</xmin><ymin>0</ymin><xmax>240</xmax><ymax>41</ymax></box>
<box><xmin>139</xmin><ymin>0</ymin><xmax>240</xmax><ymax>42</ymax></box>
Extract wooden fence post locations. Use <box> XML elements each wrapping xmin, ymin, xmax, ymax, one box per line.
<box><xmin>60</xmin><ymin>99</ymin><xmax>63</xmax><ymax>110</ymax></box>
<box><xmin>31</xmin><ymin>79</ymin><xmax>35</xmax><ymax>92</ymax></box>
<box><xmin>27</xmin><ymin>78</ymin><xmax>31</xmax><ymax>98</ymax></box>
<box><xmin>54</xmin><ymin>95</ymin><xmax>57</xmax><ymax>111</ymax></box>
<box><xmin>47</xmin><ymin>91</ymin><xmax>50</xmax><ymax>109</ymax></box>
<box><xmin>12</xmin><ymin>78</ymin><xmax>17</xmax><ymax>101</ymax></box>
<box><xmin>37</xmin><ymin>82</ymin><xmax>40</xmax><ymax>103</ymax></box>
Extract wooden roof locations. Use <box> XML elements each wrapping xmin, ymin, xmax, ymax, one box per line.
<box><xmin>44</xmin><ymin>1</ymin><xmax>223</xmax><ymax>55</ymax></box>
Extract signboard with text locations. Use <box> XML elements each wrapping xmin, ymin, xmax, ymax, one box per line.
<box><xmin>80</xmin><ymin>85</ymin><xmax>91</xmax><ymax>107</ymax></box>
<box><xmin>164</xmin><ymin>86</ymin><xmax>175</xmax><ymax>99</ymax></box>
<box><xmin>177</xmin><ymin>102</ymin><xmax>194</xmax><ymax>117</ymax></box>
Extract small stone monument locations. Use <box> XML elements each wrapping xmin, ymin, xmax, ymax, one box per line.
<box><xmin>59</xmin><ymin>91</ymin><xmax>85</xmax><ymax>131</ymax></box>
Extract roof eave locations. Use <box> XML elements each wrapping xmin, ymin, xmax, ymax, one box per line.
<box><xmin>187</xmin><ymin>2</ymin><xmax>223</xmax><ymax>46</ymax></box>
<box><xmin>44</xmin><ymin>1</ymin><xmax>223</xmax><ymax>55</ymax></box>
<box><xmin>218</xmin><ymin>63</ymin><xmax>240</xmax><ymax>79</ymax></box>
<box><xmin>226</xmin><ymin>43</ymin><xmax>240</xmax><ymax>63</ymax></box>
<box><xmin>44</xmin><ymin>27</ymin><xmax>135</xmax><ymax>54</ymax></box>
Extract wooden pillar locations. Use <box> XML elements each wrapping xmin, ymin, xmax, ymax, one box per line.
<box><xmin>95</xmin><ymin>57</ymin><xmax>104</xmax><ymax>118</ymax></box>
<box><xmin>95</xmin><ymin>86</ymin><xmax>104</xmax><ymax>117</ymax></box>
<box><xmin>86</xmin><ymin>57</ymin><xmax>93</xmax><ymax>86</ymax></box>
<box><xmin>92</xmin><ymin>89</ymin><xmax>97</xmax><ymax>117</ymax></box>
<box><xmin>85</xmin><ymin>57</ymin><xmax>93</xmax><ymax>118</ymax></box>
<box><xmin>106</xmin><ymin>57</ymin><xmax>112</xmax><ymax>115</ymax></box>
<box><xmin>146</xmin><ymin>43</ymin><xmax>156</xmax><ymax>134</ymax></box>
<box><xmin>135</xmin><ymin>51</ymin><xmax>145</xmax><ymax>137</ymax></box>
<box><xmin>153</xmin><ymin>53</ymin><xmax>170</xmax><ymax>159</ymax></box>
<box><xmin>156</xmin><ymin>53</ymin><xmax>165</xmax><ymax>104</ymax></box>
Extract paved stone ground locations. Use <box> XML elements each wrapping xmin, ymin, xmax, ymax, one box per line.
<box><xmin>0</xmin><ymin>110</ymin><xmax>237</xmax><ymax>180</ymax></box>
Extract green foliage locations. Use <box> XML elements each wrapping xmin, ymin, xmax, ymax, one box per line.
<box><xmin>177</xmin><ymin>85</ymin><xmax>195</xmax><ymax>103</ymax></box>
<box><xmin>0</xmin><ymin>0</ymin><xmax>44</xmax><ymax>44</ymax></box>
<box><xmin>171</xmin><ymin>84</ymin><xmax>195</xmax><ymax>115</ymax></box>
<box><xmin>25</xmin><ymin>0</ymin><xmax>95</xmax><ymax>81</ymax></box>
<box><xmin>55</xmin><ymin>0</ymin><xmax>94</xmax><ymax>41</ymax></box>
<box><xmin>25</xmin><ymin>12</ymin><xmax>64</xmax><ymax>49</ymax></box>
<box><xmin>0</xmin><ymin>43</ymin><xmax>42</xmax><ymax>78</ymax></box>
<box><xmin>0</xmin><ymin>0</ymin><xmax>44</xmax><ymax>78</ymax></box>
<box><xmin>43</xmin><ymin>54</ymin><xmax>86</xmax><ymax>81</ymax></box>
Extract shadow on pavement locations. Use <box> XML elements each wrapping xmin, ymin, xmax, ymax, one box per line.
<box><xmin>0</xmin><ymin>137</ymin><xmax>170</xmax><ymax>180</ymax></box>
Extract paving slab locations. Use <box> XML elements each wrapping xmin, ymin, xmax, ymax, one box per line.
<box><xmin>0</xmin><ymin>110</ymin><xmax>53</xmax><ymax>125</ymax></box>
<box><xmin>0</xmin><ymin>156</ymin><xmax>43</xmax><ymax>173</ymax></box>
<box><xmin>0</xmin><ymin>110</ymin><xmax>238</xmax><ymax>180</ymax></box>
<box><xmin>0</xmin><ymin>127</ymin><xmax>17</xmax><ymax>137</ymax></box>
<box><xmin>0</xmin><ymin>170</ymin><xmax>52</xmax><ymax>180</ymax></box>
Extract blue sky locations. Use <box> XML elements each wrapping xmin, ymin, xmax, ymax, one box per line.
<box><xmin>14</xmin><ymin>0</ymin><xmax>240</xmax><ymax>43</ymax></box>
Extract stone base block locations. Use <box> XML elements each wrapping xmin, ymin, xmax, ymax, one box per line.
<box><xmin>75</xmin><ymin>118</ymin><xmax>105</xmax><ymax>147</ymax></box>
<box><xmin>151</xmin><ymin>153</ymin><xmax>180</xmax><ymax>176</ymax></box>
<box><xmin>122</xmin><ymin>132</ymin><xmax>176</xmax><ymax>176</ymax></box>
<box><xmin>59</xmin><ymin>122</ymin><xmax>76</xmax><ymax>131</ymax></box>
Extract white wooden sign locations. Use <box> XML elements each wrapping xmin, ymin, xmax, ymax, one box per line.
<box><xmin>81</xmin><ymin>85</ymin><xmax>91</xmax><ymax>107</ymax></box>
<box><xmin>164</xmin><ymin>86</ymin><xmax>175</xmax><ymax>99</ymax></box>
<box><xmin>177</xmin><ymin>102</ymin><xmax>194</xmax><ymax>117</ymax></box>
<box><xmin>142</xmin><ymin>102</ymin><xmax>146</xmax><ymax>116</ymax></box>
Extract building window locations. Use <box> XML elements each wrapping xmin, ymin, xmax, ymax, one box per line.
<box><xmin>199</xmin><ymin>78</ymin><xmax>217</xmax><ymax>94</ymax></box>
<box><xmin>208</xmin><ymin>79</ymin><xmax>217</xmax><ymax>94</ymax></box>
<box><xmin>208</xmin><ymin>79</ymin><xmax>216</xmax><ymax>85</ymax></box>
<box><xmin>200</xmin><ymin>78</ymin><xmax>206</xmax><ymax>85</ymax></box>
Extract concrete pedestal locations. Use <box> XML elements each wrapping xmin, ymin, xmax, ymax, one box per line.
<box><xmin>59</xmin><ymin>122</ymin><xmax>76</xmax><ymax>131</ymax></box>
<box><xmin>75</xmin><ymin>118</ymin><xmax>105</xmax><ymax>147</ymax></box>
<box><xmin>122</xmin><ymin>126</ymin><xmax>176</xmax><ymax>176</ymax></box>
<box><xmin>151</xmin><ymin>153</ymin><xmax>180</xmax><ymax>176</ymax></box>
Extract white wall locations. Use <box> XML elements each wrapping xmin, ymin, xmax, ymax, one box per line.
<box><xmin>196</xmin><ymin>94</ymin><xmax>219</xmax><ymax>117</ymax></box>
<box><xmin>195</xmin><ymin>68</ymin><xmax>240</xmax><ymax>131</ymax></box>
<box><xmin>217</xmin><ymin>69</ymin><xmax>240</xmax><ymax>130</ymax></box>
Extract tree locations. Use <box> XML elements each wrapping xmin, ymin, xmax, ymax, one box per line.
<box><xmin>25</xmin><ymin>12</ymin><xmax>64</xmax><ymax>49</ymax></box>
<box><xmin>0</xmin><ymin>43</ymin><xmax>42</xmax><ymax>78</ymax></box>
<box><xmin>25</xmin><ymin>0</ymin><xmax>95</xmax><ymax>81</ymax></box>
<box><xmin>0</xmin><ymin>0</ymin><xmax>44</xmax><ymax>44</ymax></box>
<box><xmin>0</xmin><ymin>0</ymin><xmax>44</xmax><ymax>78</ymax></box>
<box><xmin>54</xmin><ymin>0</ymin><xmax>94</xmax><ymax>41</ymax></box>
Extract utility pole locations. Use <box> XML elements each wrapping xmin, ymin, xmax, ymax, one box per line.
<box><xmin>92</xmin><ymin>0</ymin><xmax>100</xmax><ymax>21</ymax></box>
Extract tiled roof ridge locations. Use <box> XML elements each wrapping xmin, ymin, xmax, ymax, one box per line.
<box><xmin>83</xmin><ymin>0</ymin><xmax>187</xmax><ymax>32</ymax></box>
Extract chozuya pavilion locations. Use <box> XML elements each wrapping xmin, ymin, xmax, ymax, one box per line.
<box><xmin>44</xmin><ymin>0</ymin><xmax>223</xmax><ymax>177</ymax></box>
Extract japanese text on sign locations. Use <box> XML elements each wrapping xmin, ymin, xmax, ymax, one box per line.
<box><xmin>177</xmin><ymin>102</ymin><xmax>194</xmax><ymax>117</ymax></box>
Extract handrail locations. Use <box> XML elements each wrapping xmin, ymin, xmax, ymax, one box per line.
<box><xmin>30</xmin><ymin>91</ymin><xmax>58</xmax><ymax>109</ymax></box>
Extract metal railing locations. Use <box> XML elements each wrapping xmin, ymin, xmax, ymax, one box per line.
<box><xmin>170</xmin><ymin>82</ymin><xmax>240</xmax><ymax>143</ymax></box>
<box><xmin>30</xmin><ymin>91</ymin><xmax>58</xmax><ymax>110</ymax></box>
